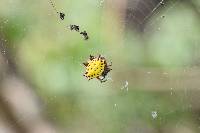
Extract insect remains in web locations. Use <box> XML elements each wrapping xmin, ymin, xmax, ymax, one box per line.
<box><xmin>68</xmin><ymin>25</ymin><xmax>90</xmax><ymax>40</ymax></box>
<box><xmin>58</xmin><ymin>12</ymin><xmax>65</xmax><ymax>20</ymax></box>
<box><xmin>69</xmin><ymin>25</ymin><xmax>80</xmax><ymax>32</ymax></box>
<box><xmin>80</xmin><ymin>31</ymin><xmax>89</xmax><ymax>40</ymax></box>
<box><xmin>83</xmin><ymin>55</ymin><xmax>112</xmax><ymax>83</ymax></box>
<box><xmin>49</xmin><ymin>0</ymin><xmax>65</xmax><ymax>20</ymax></box>
<box><xmin>49</xmin><ymin>0</ymin><xmax>90</xmax><ymax>40</ymax></box>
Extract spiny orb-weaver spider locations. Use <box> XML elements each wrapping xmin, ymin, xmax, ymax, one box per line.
<box><xmin>83</xmin><ymin>55</ymin><xmax>112</xmax><ymax>83</ymax></box>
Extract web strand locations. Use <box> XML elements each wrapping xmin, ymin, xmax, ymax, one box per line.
<box><xmin>142</xmin><ymin>0</ymin><xmax>165</xmax><ymax>24</ymax></box>
<box><xmin>148</xmin><ymin>0</ymin><xmax>181</xmax><ymax>27</ymax></box>
<box><xmin>49</xmin><ymin>0</ymin><xmax>58</xmax><ymax>13</ymax></box>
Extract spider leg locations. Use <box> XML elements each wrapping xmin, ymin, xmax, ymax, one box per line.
<box><xmin>104</xmin><ymin>68</ymin><xmax>111</xmax><ymax>75</ymax></box>
<box><xmin>107</xmin><ymin>68</ymin><xmax>112</xmax><ymax>72</ymax></box>
<box><xmin>101</xmin><ymin>79</ymin><xmax>107</xmax><ymax>83</ymax></box>
<box><xmin>97</xmin><ymin>77</ymin><xmax>102</xmax><ymax>82</ymax></box>
<box><xmin>83</xmin><ymin>62</ymin><xmax>88</xmax><ymax>66</ymax></box>
<box><xmin>101</xmin><ymin>75</ymin><xmax>106</xmax><ymax>80</ymax></box>
<box><xmin>98</xmin><ymin>54</ymin><xmax>101</xmax><ymax>60</ymax></box>
<box><xmin>96</xmin><ymin>76</ymin><xmax>106</xmax><ymax>83</ymax></box>
<box><xmin>101</xmin><ymin>77</ymin><xmax>107</xmax><ymax>82</ymax></box>
<box><xmin>100</xmin><ymin>79</ymin><xmax>107</xmax><ymax>83</ymax></box>
<box><xmin>89</xmin><ymin>55</ymin><xmax>94</xmax><ymax>60</ymax></box>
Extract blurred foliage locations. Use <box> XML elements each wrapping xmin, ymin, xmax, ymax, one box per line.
<box><xmin>1</xmin><ymin>0</ymin><xmax>200</xmax><ymax>132</ymax></box>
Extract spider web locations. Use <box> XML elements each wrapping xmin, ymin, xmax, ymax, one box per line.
<box><xmin>107</xmin><ymin>0</ymin><xmax>197</xmax><ymax>131</ymax></box>
<box><xmin>124</xmin><ymin>0</ymin><xmax>181</xmax><ymax>31</ymax></box>
<box><xmin>0</xmin><ymin>0</ymin><xmax>197</xmax><ymax>132</ymax></box>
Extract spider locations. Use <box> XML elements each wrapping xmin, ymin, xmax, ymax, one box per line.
<box><xmin>83</xmin><ymin>55</ymin><xmax>112</xmax><ymax>83</ymax></box>
<box><xmin>80</xmin><ymin>31</ymin><xmax>89</xmax><ymax>40</ymax></box>
<box><xmin>69</xmin><ymin>24</ymin><xmax>80</xmax><ymax>32</ymax></box>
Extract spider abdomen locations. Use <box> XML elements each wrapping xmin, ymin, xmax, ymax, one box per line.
<box><xmin>83</xmin><ymin>55</ymin><xmax>111</xmax><ymax>82</ymax></box>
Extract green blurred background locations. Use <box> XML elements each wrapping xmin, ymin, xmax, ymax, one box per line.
<box><xmin>0</xmin><ymin>0</ymin><xmax>200</xmax><ymax>133</ymax></box>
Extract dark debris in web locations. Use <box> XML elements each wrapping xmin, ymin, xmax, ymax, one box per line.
<box><xmin>49</xmin><ymin>0</ymin><xmax>89</xmax><ymax>41</ymax></box>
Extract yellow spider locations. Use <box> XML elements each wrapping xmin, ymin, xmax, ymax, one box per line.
<box><xmin>83</xmin><ymin>55</ymin><xmax>112</xmax><ymax>83</ymax></box>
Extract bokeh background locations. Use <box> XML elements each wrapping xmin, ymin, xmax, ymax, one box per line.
<box><xmin>0</xmin><ymin>0</ymin><xmax>200</xmax><ymax>133</ymax></box>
